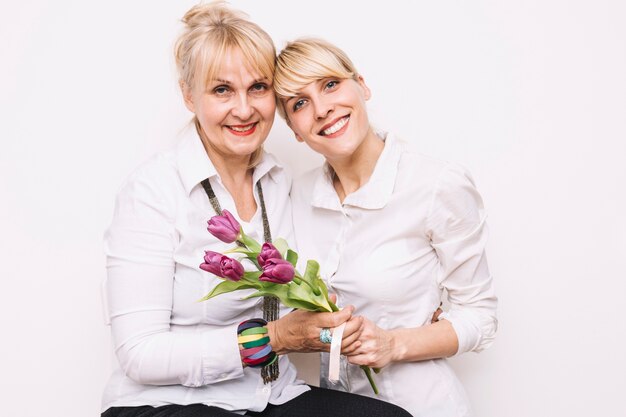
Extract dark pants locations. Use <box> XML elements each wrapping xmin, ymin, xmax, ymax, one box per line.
<box><xmin>102</xmin><ymin>386</ymin><xmax>412</xmax><ymax>417</ymax></box>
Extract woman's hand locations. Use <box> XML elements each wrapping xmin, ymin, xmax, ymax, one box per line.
<box><xmin>343</xmin><ymin>317</ymin><xmax>398</xmax><ymax>369</ymax></box>
<box><xmin>267</xmin><ymin>306</ymin><xmax>363</xmax><ymax>355</ymax></box>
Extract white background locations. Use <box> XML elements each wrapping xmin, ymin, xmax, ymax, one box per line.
<box><xmin>1</xmin><ymin>1</ymin><xmax>625</xmax><ymax>416</ymax></box>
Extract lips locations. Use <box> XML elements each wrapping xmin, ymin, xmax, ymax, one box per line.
<box><xmin>226</xmin><ymin>122</ymin><xmax>257</xmax><ymax>136</ymax></box>
<box><xmin>319</xmin><ymin>116</ymin><xmax>350</xmax><ymax>138</ymax></box>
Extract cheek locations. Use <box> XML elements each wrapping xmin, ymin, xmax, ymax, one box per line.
<box><xmin>259</xmin><ymin>96</ymin><xmax>276</xmax><ymax>119</ymax></box>
<box><xmin>197</xmin><ymin>101</ymin><xmax>228</xmax><ymax>127</ymax></box>
<box><xmin>288</xmin><ymin>113</ymin><xmax>311</xmax><ymax>136</ymax></box>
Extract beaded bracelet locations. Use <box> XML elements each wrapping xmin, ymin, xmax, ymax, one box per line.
<box><xmin>237</xmin><ymin>318</ymin><xmax>277</xmax><ymax>368</ymax></box>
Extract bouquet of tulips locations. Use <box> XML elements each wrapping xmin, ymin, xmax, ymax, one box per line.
<box><xmin>198</xmin><ymin>209</ymin><xmax>378</xmax><ymax>394</ymax></box>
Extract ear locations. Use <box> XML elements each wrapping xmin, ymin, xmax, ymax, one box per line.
<box><xmin>294</xmin><ymin>133</ymin><xmax>304</xmax><ymax>143</ymax></box>
<box><xmin>180</xmin><ymin>80</ymin><xmax>195</xmax><ymax>113</ymax></box>
<box><xmin>356</xmin><ymin>75</ymin><xmax>372</xmax><ymax>101</ymax></box>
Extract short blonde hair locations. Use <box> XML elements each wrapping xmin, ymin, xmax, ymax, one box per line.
<box><xmin>174</xmin><ymin>1</ymin><xmax>276</xmax><ymax>166</ymax></box>
<box><xmin>274</xmin><ymin>38</ymin><xmax>360</xmax><ymax>119</ymax></box>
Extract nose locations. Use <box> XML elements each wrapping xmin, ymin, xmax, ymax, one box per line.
<box><xmin>231</xmin><ymin>92</ymin><xmax>254</xmax><ymax>120</ymax></box>
<box><xmin>313</xmin><ymin>97</ymin><xmax>333</xmax><ymax>120</ymax></box>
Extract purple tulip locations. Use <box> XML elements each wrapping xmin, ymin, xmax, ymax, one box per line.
<box><xmin>259</xmin><ymin>258</ymin><xmax>295</xmax><ymax>284</ymax></box>
<box><xmin>207</xmin><ymin>209</ymin><xmax>241</xmax><ymax>243</ymax></box>
<box><xmin>257</xmin><ymin>242</ymin><xmax>282</xmax><ymax>267</ymax></box>
<box><xmin>200</xmin><ymin>251</ymin><xmax>223</xmax><ymax>276</ymax></box>
<box><xmin>200</xmin><ymin>251</ymin><xmax>244</xmax><ymax>282</ymax></box>
<box><xmin>220</xmin><ymin>256</ymin><xmax>245</xmax><ymax>282</ymax></box>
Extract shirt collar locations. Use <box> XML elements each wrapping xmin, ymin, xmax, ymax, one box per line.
<box><xmin>176</xmin><ymin>125</ymin><xmax>284</xmax><ymax>196</ymax></box>
<box><xmin>311</xmin><ymin>131</ymin><xmax>404</xmax><ymax>210</ymax></box>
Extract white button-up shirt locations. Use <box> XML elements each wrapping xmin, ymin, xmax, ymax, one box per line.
<box><xmin>101</xmin><ymin>127</ymin><xmax>308</xmax><ymax>413</ymax></box>
<box><xmin>291</xmin><ymin>132</ymin><xmax>497</xmax><ymax>417</ymax></box>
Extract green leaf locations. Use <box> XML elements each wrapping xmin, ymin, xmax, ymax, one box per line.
<box><xmin>197</xmin><ymin>280</ymin><xmax>256</xmax><ymax>302</ymax></box>
<box><xmin>272</xmin><ymin>238</ymin><xmax>290</xmax><ymax>257</ymax></box>
<box><xmin>239</xmin><ymin>232</ymin><xmax>261</xmax><ymax>252</ymax></box>
<box><xmin>302</xmin><ymin>260</ymin><xmax>320</xmax><ymax>283</ymax></box>
<box><xmin>286</xmin><ymin>249</ymin><xmax>298</xmax><ymax>267</ymax></box>
<box><xmin>224</xmin><ymin>247</ymin><xmax>256</xmax><ymax>256</ymax></box>
<box><xmin>301</xmin><ymin>260</ymin><xmax>321</xmax><ymax>296</ymax></box>
<box><xmin>241</xmin><ymin>271</ymin><xmax>262</xmax><ymax>284</ymax></box>
<box><xmin>243</xmin><ymin>287</ymin><xmax>326</xmax><ymax>312</ymax></box>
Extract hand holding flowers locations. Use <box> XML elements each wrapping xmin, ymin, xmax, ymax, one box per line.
<box><xmin>199</xmin><ymin>209</ymin><xmax>379</xmax><ymax>394</ymax></box>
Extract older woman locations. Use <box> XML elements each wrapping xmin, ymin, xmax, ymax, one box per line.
<box><xmin>100</xmin><ymin>3</ymin><xmax>411</xmax><ymax>417</ymax></box>
<box><xmin>275</xmin><ymin>38</ymin><xmax>498</xmax><ymax>417</ymax></box>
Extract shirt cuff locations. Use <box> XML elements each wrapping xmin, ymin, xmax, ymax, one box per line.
<box><xmin>439</xmin><ymin>309</ymin><xmax>497</xmax><ymax>356</ymax></box>
<box><xmin>199</xmin><ymin>323</ymin><xmax>245</xmax><ymax>385</ymax></box>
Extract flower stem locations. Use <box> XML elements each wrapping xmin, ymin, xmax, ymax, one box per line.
<box><xmin>360</xmin><ymin>365</ymin><xmax>379</xmax><ymax>395</ymax></box>
<box><xmin>294</xmin><ymin>276</ymin><xmax>322</xmax><ymax>297</ymax></box>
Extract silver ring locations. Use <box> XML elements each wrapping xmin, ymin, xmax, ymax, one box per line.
<box><xmin>319</xmin><ymin>327</ymin><xmax>332</xmax><ymax>344</ymax></box>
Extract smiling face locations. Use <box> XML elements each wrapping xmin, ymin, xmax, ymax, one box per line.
<box><xmin>283</xmin><ymin>76</ymin><xmax>373</xmax><ymax>162</ymax></box>
<box><xmin>182</xmin><ymin>48</ymin><xmax>276</xmax><ymax>164</ymax></box>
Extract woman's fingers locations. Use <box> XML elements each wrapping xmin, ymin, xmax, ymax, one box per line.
<box><xmin>431</xmin><ymin>303</ymin><xmax>443</xmax><ymax>323</ymax></box>
<box><xmin>340</xmin><ymin>316</ymin><xmax>364</xmax><ymax>348</ymax></box>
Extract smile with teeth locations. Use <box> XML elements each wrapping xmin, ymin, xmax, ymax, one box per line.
<box><xmin>320</xmin><ymin>116</ymin><xmax>349</xmax><ymax>136</ymax></box>
<box><xmin>228</xmin><ymin>123</ymin><xmax>256</xmax><ymax>132</ymax></box>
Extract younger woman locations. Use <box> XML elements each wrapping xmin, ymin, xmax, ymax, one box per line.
<box><xmin>275</xmin><ymin>38</ymin><xmax>498</xmax><ymax>417</ymax></box>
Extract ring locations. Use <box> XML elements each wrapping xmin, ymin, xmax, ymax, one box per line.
<box><xmin>319</xmin><ymin>327</ymin><xmax>332</xmax><ymax>344</ymax></box>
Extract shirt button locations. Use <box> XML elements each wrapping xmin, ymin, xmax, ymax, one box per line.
<box><xmin>262</xmin><ymin>387</ymin><xmax>270</xmax><ymax>394</ymax></box>
<box><xmin>220</xmin><ymin>373</ymin><xmax>227</xmax><ymax>379</ymax></box>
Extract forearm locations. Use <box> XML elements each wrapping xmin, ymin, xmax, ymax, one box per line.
<box><xmin>114</xmin><ymin>322</ymin><xmax>243</xmax><ymax>386</ymax></box>
<box><xmin>390</xmin><ymin>319</ymin><xmax>459</xmax><ymax>363</ymax></box>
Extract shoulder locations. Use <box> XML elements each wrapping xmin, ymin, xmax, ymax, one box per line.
<box><xmin>290</xmin><ymin>165</ymin><xmax>325</xmax><ymax>203</ymax></box>
<box><xmin>389</xmin><ymin>134</ymin><xmax>474</xmax><ymax>189</ymax></box>
<box><xmin>114</xmin><ymin>149</ymin><xmax>182</xmax><ymax>214</ymax></box>
<box><xmin>260</xmin><ymin>151</ymin><xmax>293</xmax><ymax>190</ymax></box>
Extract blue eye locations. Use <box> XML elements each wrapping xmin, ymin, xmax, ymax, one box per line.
<box><xmin>250</xmin><ymin>83</ymin><xmax>268</xmax><ymax>94</ymax></box>
<box><xmin>214</xmin><ymin>85</ymin><xmax>230</xmax><ymax>96</ymax></box>
<box><xmin>325</xmin><ymin>80</ymin><xmax>339</xmax><ymax>90</ymax></box>
<box><xmin>293</xmin><ymin>99</ymin><xmax>306</xmax><ymax>111</ymax></box>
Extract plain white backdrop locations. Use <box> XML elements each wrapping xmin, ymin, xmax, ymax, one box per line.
<box><xmin>1</xmin><ymin>1</ymin><xmax>625</xmax><ymax>416</ymax></box>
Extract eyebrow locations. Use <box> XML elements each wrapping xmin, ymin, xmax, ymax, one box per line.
<box><xmin>211</xmin><ymin>77</ymin><xmax>269</xmax><ymax>85</ymax></box>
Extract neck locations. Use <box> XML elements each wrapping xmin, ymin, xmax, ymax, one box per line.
<box><xmin>197</xmin><ymin>124</ymin><xmax>258</xmax><ymax>221</ymax></box>
<box><xmin>327</xmin><ymin>128</ymin><xmax>384</xmax><ymax>202</ymax></box>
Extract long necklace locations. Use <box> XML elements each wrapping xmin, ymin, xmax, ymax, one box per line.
<box><xmin>200</xmin><ymin>177</ymin><xmax>279</xmax><ymax>383</ymax></box>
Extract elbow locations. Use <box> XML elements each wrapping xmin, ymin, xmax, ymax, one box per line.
<box><xmin>471</xmin><ymin>314</ymin><xmax>498</xmax><ymax>353</ymax></box>
<box><xmin>115</xmin><ymin>344</ymin><xmax>156</xmax><ymax>385</ymax></box>
<box><xmin>115</xmin><ymin>342</ymin><xmax>179</xmax><ymax>386</ymax></box>
<box><xmin>442</xmin><ymin>307</ymin><xmax>498</xmax><ymax>355</ymax></box>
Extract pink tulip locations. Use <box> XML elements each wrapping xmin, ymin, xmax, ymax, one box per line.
<box><xmin>200</xmin><ymin>251</ymin><xmax>223</xmax><ymax>276</ymax></box>
<box><xmin>220</xmin><ymin>256</ymin><xmax>245</xmax><ymax>282</ymax></box>
<box><xmin>207</xmin><ymin>209</ymin><xmax>240</xmax><ymax>243</ymax></box>
<box><xmin>257</xmin><ymin>242</ymin><xmax>282</xmax><ymax>267</ymax></box>
<box><xmin>259</xmin><ymin>258</ymin><xmax>295</xmax><ymax>284</ymax></box>
<box><xmin>200</xmin><ymin>251</ymin><xmax>244</xmax><ymax>282</ymax></box>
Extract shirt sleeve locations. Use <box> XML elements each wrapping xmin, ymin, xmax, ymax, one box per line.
<box><xmin>425</xmin><ymin>163</ymin><xmax>498</xmax><ymax>355</ymax></box>
<box><xmin>103</xmin><ymin>166</ymin><xmax>244</xmax><ymax>386</ymax></box>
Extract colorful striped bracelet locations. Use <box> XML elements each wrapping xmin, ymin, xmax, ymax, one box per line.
<box><xmin>237</xmin><ymin>318</ymin><xmax>277</xmax><ymax>368</ymax></box>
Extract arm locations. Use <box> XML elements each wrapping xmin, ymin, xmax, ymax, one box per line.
<box><xmin>345</xmin><ymin>163</ymin><xmax>497</xmax><ymax>368</ymax></box>
<box><xmin>104</xmin><ymin>170</ymin><xmax>244</xmax><ymax>387</ymax></box>
<box><xmin>344</xmin><ymin>318</ymin><xmax>458</xmax><ymax>368</ymax></box>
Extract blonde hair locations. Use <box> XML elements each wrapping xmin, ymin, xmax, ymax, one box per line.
<box><xmin>274</xmin><ymin>38</ymin><xmax>360</xmax><ymax>119</ymax></box>
<box><xmin>174</xmin><ymin>1</ymin><xmax>276</xmax><ymax>166</ymax></box>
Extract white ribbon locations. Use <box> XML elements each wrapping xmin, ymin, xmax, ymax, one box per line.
<box><xmin>328</xmin><ymin>322</ymin><xmax>346</xmax><ymax>382</ymax></box>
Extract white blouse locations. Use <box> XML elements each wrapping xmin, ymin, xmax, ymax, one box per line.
<box><xmin>101</xmin><ymin>127</ymin><xmax>308</xmax><ymax>413</ymax></box>
<box><xmin>291</xmin><ymin>132</ymin><xmax>497</xmax><ymax>417</ymax></box>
